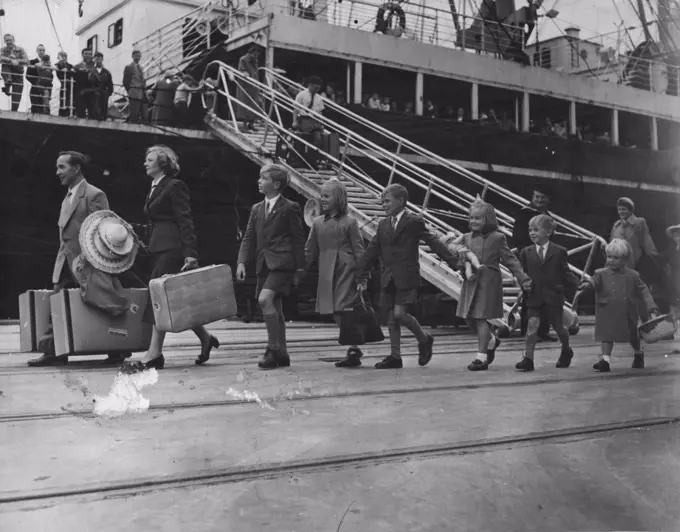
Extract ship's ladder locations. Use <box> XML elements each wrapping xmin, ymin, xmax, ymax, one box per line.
<box><xmin>200</xmin><ymin>61</ymin><xmax>604</xmax><ymax>333</ymax></box>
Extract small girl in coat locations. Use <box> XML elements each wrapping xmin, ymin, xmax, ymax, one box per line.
<box><xmin>579</xmin><ymin>238</ymin><xmax>659</xmax><ymax>372</ymax></box>
<box><xmin>305</xmin><ymin>178</ymin><xmax>366</xmax><ymax>367</ymax></box>
<box><xmin>456</xmin><ymin>199</ymin><xmax>532</xmax><ymax>371</ymax></box>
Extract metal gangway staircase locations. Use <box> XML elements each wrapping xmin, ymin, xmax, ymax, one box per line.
<box><xmin>200</xmin><ymin>61</ymin><xmax>606</xmax><ymax>334</ymax></box>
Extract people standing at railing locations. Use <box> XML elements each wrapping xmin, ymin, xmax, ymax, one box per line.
<box><xmin>89</xmin><ymin>52</ymin><xmax>113</xmax><ymax>120</ymax></box>
<box><xmin>1</xmin><ymin>33</ymin><xmax>29</xmax><ymax>111</ymax></box>
<box><xmin>456</xmin><ymin>198</ymin><xmax>532</xmax><ymax>372</ymax></box>
<box><xmin>511</xmin><ymin>185</ymin><xmax>555</xmax><ymax>340</ymax></box>
<box><xmin>292</xmin><ymin>75</ymin><xmax>324</xmax><ymax>151</ymax></box>
<box><xmin>123</xmin><ymin>50</ymin><xmax>148</xmax><ymax>124</ymax></box>
<box><xmin>150</xmin><ymin>71</ymin><xmax>180</xmax><ymax>126</ymax></box>
<box><xmin>173</xmin><ymin>74</ymin><xmax>202</xmax><ymax>128</ymax></box>
<box><xmin>26</xmin><ymin>54</ymin><xmax>54</xmax><ymax>115</ymax></box>
<box><xmin>55</xmin><ymin>52</ymin><xmax>74</xmax><ymax>117</ymax></box>
<box><xmin>236</xmin><ymin>45</ymin><xmax>261</xmax><ymax>132</ymax></box>
<box><xmin>73</xmin><ymin>48</ymin><xmax>96</xmax><ymax>119</ymax></box>
<box><xmin>28</xmin><ymin>44</ymin><xmax>48</xmax><ymax>68</ymax></box>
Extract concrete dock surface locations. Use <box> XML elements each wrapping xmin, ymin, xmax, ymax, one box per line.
<box><xmin>1</xmin><ymin>321</ymin><xmax>679</xmax><ymax>532</ymax></box>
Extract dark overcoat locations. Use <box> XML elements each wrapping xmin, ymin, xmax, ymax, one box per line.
<box><xmin>456</xmin><ymin>231</ymin><xmax>528</xmax><ymax>320</ymax></box>
<box><xmin>305</xmin><ymin>214</ymin><xmax>365</xmax><ymax>314</ymax></box>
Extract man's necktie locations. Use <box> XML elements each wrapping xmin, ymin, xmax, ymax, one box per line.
<box><xmin>265</xmin><ymin>201</ymin><xmax>271</xmax><ymax>217</ymax></box>
<box><xmin>392</xmin><ymin>216</ymin><xmax>398</xmax><ymax>230</ymax></box>
<box><xmin>539</xmin><ymin>246</ymin><xmax>545</xmax><ymax>261</ymax></box>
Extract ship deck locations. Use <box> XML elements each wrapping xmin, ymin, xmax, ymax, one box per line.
<box><xmin>1</xmin><ymin>320</ymin><xmax>680</xmax><ymax>531</ymax></box>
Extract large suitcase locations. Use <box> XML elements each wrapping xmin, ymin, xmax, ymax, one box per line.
<box><xmin>18</xmin><ymin>290</ymin><xmax>53</xmax><ymax>352</ymax></box>
<box><xmin>149</xmin><ymin>264</ymin><xmax>237</xmax><ymax>333</ymax></box>
<box><xmin>51</xmin><ymin>289</ymin><xmax>152</xmax><ymax>356</ymax></box>
<box><xmin>276</xmin><ymin>130</ymin><xmax>318</xmax><ymax>169</ymax></box>
<box><xmin>321</xmin><ymin>131</ymin><xmax>340</xmax><ymax>161</ymax></box>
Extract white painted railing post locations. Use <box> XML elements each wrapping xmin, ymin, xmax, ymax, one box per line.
<box><xmin>650</xmin><ymin>116</ymin><xmax>658</xmax><ymax>150</ymax></box>
<box><xmin>611</xmin><ymin>108</ymin><xmax>619</xmax><ymax>147</ymax></box>
<box><xmin>353</xmin><ymin>61</ymin><xmax>362</xmax><ymax>105</ymax></box>
<box><xmin>415</xmin><ymin>72</ymin><xmax>424</xmax><ymax>116</ymax></box>
<box><xmin>471</xmin><ymin>82</ymin><xmax>479</xmax><ymax>121</ymax></box>
<box><xmin>521</xmin><ymin>91</ymin><xmax>530</xmax><ymax>132</ymax></box>
<box><xmin>568</xmin><ymin>100</ymin><xmax>577</xmax><ymax>136</ymax></box>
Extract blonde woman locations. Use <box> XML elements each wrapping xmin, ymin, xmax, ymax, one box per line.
<box><xmin>127</xmin><ymin>145</ymin><xmax>219</xmax><ymax>371</ymax></box>
<box><xmin>305</xmin><ymin>179</ymin><xmax>367</xmax><ymax>367</ymax></box>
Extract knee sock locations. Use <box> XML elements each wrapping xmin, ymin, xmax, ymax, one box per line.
<box><xmin>398</xmin><ymin>313</ymin><xmax>428</xmax><ymax>344</ymax></box>
<box><xmin>387</xmin><ymin>317</ymin><xmax>401</xmax><ymax>357</ymax></box>
<box><xmin>475</xmin><ymin>352</ymin><xmax>488</xmax><ymax>362</ymax></box>
<box><xmin>524</xmin><ymin>333</ymin><xmax>538</xmax><ymax>360</ymax></box>
<box><xmin>262</xmin><ymin>311</ymin><xmax>280</xmax><ymax>350</ymax></box>
<box><xmin>274</xmin><ymin>298</ymin><xmax>287</xmax><ymax>353</ymax></box>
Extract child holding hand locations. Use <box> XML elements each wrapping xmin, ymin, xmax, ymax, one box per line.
<box><xmin>579</xmin><ymin>238</ymin><xmax>659</xmax><ymax>372</ymax></box>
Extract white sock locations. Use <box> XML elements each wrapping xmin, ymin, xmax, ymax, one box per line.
<box><xmin>476</xmin><ymin>352</ymin><xmax>487</xmax><ymax>362</ymax></box>
<box><xmin>603</xmin><ymin>355</ymin><xmax>611</xmax><ymax>363</ymax></box>
<box><xmin>487</xmin><ymin>334</ymin><xmax>497</xmax><ymax>350</ymax></box>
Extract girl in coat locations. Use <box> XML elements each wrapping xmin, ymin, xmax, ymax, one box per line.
<box><xmin>456</xmin><ymin>199</ymin><xmax>531</xmax><ymax>371</ymax></box>
<box><xmin>305</xmin><ymin>179</ymin><xmax>366</xmax><ymax>367</ymax></box>
<box><xmin>658</xmin><ymin>224</ymin><xmax>680</xmax><ymax>347</ymax></box>
<box><xmin>579</xmin><ymin>238</ymin><xmax>659</xmax><ymax>372</ymax></box>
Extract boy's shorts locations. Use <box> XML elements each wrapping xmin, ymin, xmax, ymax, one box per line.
<box><xmin>256</xmin><ymin>264</ymin><xmax>294</xmax><ymax>298</ymax></box>
<box><xmin>381</xmin><ymin>281</ymin><xmax>418</xmax><ymax>309</ymax></box>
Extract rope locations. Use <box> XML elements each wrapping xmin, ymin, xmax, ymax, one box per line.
<box><xmin>43</xmin><ymin>0</ymin><xmax>64</xmax><ymax>52</ymax></box>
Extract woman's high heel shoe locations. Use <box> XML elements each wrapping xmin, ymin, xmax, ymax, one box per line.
<box><xmin>119</xmin><ymin>354</ymin><xmax>165</xmax><ymax>374</ymax></box>
<box><xmin>195</xmin><ymin>335</ymin><xmax>219</xmax><ymax>365</ymax></box>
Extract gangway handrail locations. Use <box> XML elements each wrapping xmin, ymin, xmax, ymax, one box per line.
<box><xmin>201</xmin><ymin>60</ymin><xmax>596</xmax><ymax>289</ymax></box>
<box><xmin>262</xmin><ymin>67</ymin><xmax>608</xmax><ymax>249</ymax></box>
<box><xmin>204</xmin><ymin>61</ymin><xmax>511</xmax><ymax>237</ymax></box>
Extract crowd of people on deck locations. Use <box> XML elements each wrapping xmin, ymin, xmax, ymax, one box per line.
<box><xmin>26</xmin><ymin>143</ymin><xmax>680</xmax><ymax>375</ymax></box>
<box><xmin>1</xmin><ymin>34</ymin><xmax>213</xmax><ymax>127</ymax></box>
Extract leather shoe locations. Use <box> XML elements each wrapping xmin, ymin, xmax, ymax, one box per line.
<box><xmin>593</xmin><ymin>359</ymin><xmax>611</xmax><ymax>372</ymax></box>
<box><xmin>336</xmin><ymin>347</ymin><xmax>363</xmax><ymax>368</ymax></box>
<box><xmin>632</xmin><ymin>354</ymin><xmax>645</xmax><ymax>369</ymax></box>
<box><xmin>418</xmin><ymin>335</ymin><xmax>434</xmax><ymax>366</ymax></box>
<box><xmin>486</xmin><ymin>336</ymin><xmax>501</xmax><ymax>365</ymax></box>
<box><xmin>556</xmin><ymin>347</ymin><xmax>573</xmax><ymax>368</ymax></box>
<box><xmin>278</xmin><ymin>350</ymin><xmax>291</xmax><ymax>367</ymax></box>
<box><xmin>27</xmin><ymin>354</ymin><xmax>68</xmax><ymax>367</ymax></box>
<box><xmin>101</xmin><ymin>353</ymin><xmax>132</xmax><ymax>365</ymax></box>
<box><xmin>195</xmin><ymin>335</ymin><xmax>220</xmax><ymax>365</ymax></box>
<box><xmin>467</xmin><ymin>359</ymin><xmax>488</xmax><ymax>371</ymax></box>
<box><xmin>375</xmin><ymin>355</ymin><xmax>403</xmax><ymax>369</ymax></box>
<box><xmin>258</xmin><ymin>347</ymin><xmax>282</xmax><ymax>370</ymax></box>
<box><xmin>515</xmin><ymin>357</ymin><xmax>535</xmax><ymax>371</ymax></box>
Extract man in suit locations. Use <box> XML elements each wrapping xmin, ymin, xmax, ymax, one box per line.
<box><xmin>123</xmin><ymin>50</ymin><xmax>148</xmax><ymax>123</ymax></box>
<box><xmin>236</xmin><ymin>164</ymin><xmax>306</xmax><ymax>370</ymax></box>
<box><xmin>512</xmin><ymin>185</ymin><xmax>555</xmax><ymax>340</ymax></box>
<box><xmin>28</xmin><ymin>151</ymin><xmax>110</xmax><ymax>366</ymax></box>
<box><xmin>516</xmin><ymin>214</ymin><xmax>578</xmax><ymax>372</ymax></box>
<box><xmin>89</xmin><ymin>52</ymin><xmax>113</xmax><ymax>120</ymax></box>
<box><xmin>355</xmin><ymin>184</ymin><xmax>463</xmax><ymax>369</ymax></box>
<box><xmin>0</xmin><ymin>33</ymin><xmax>29</xmax><ymax>111</ymax></box>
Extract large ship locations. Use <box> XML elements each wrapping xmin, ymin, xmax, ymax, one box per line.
<box><xmin>0</xmin><ymin>0</ymin><xmax>678</xmax><ymax>324</ymax></box>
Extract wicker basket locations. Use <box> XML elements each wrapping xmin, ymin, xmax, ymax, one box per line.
<box><xmin>639</xmin><ymin>314</ymin><xmax>676</xmax><ymax>344</ymax></box>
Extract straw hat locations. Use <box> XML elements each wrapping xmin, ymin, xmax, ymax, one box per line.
<box><xmin>666</xmin><ymin>224</ymin><xmax>680</xmax><ymax>237</ymax></box>
<box><xmin>79</xmin><ymin>210</ymin><xmax>138</xmax><ymax>274</ymax></box>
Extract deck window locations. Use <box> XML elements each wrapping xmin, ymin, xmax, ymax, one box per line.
<box><xmin>86</xmin><ymin>35</ymin><xmax>98</xmax><ymax>53</ymax></box>
<box><xmin>108</xmin><ymin>18</ymin><xmax>123</xmax><ymax>48</ymax></box>
<box><xmin>533</xmin><ymin>47</ymin><xmax>552</xmax><ymax>69</ymax></box>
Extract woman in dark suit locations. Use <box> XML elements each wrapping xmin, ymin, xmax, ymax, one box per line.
<box><xmin>131</xmin><ymin>145</ymin><xmax>219</xmax><ymax>370</ymax></box>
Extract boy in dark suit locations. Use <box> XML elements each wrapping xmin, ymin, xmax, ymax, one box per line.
<box><xmin>355</xmin><ymin>184</ymin><xmax>464</xmax><ymax>369</ymax></box>
<box><xmin>516</xmin><ymin>214</ymin><xmax>577</xmax><ymax>371</ymax></box>
<box><xmin>236</xmin><ymin>164</ymin><xmax>306</xmax><ymax>369</ymax></box>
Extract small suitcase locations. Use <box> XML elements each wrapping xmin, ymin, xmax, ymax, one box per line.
<box><xmin>149</xmin><ymin>264</ymin><xmax>237</xmax><ymax>333</ymax></box>
<box><xmin>51</xmin><ymin>289</ymin><xmax>153</xmax><ymax>356</ymax></box>
<box><xmin>321</xmin><ymin>131</ymin><xmax>340</xmax><ymax>161</ymax></box>
<box><xmin>18</xmin><ymin>290</ymin><xmax>53</xmax><ymax>352</ymax></box>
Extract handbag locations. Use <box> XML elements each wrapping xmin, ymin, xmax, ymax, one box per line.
<box><xmin>338</xmin><ymin>292</ymin><xmax>385</xmax><ymax>346</ymax></box>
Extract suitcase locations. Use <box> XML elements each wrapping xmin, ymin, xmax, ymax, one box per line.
<box><xmin>149</xmin><ymin>264</ymin><xmax>237</xmax><ymax>333</ymax></box>
<box><xmin>321</xmin><ymin>131</ymin><xmax>340</xmax><ymax>161</ymax></box>
<box><xmin>276</xmin><ymin>130</ymin><xmax>318</xmax><ymax>169</ymax></box>
<box><xmin>18</xmin><ymin>290</ymin><xmax>53</xmax><ymax>352</ymax></box>
<box><xmin>50</xmin><ymin>289</ymin><xmax>152</xmax><ymax>356</ymax></box>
